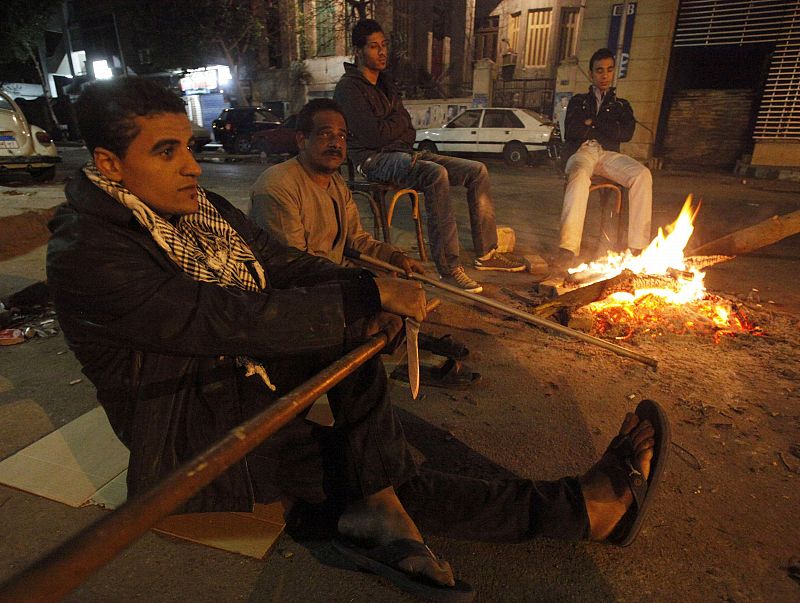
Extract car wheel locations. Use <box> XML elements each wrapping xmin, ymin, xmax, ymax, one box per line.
<box><xmin>30</xmin><ymin>166</ymin><xmax>56</xmax><ymax>183</ymax></box>
<box><xmin>254</xmin><ymin>140</ymin><xmax>272</xmax><ymax>155</ymax></box>
<box><xmin>503</xmin><ymin>142</ymin><xmax>528</xmax><ymax>167</ymax></box>
<box><xmin>418</xmin><ymin>140</ymin><xmax>437</xmax><ymax>153</ymax></box>
<box><xmin>233</xmin><ymin>135</ymin><xmax>252</xmax><ymax>154</ymax></box>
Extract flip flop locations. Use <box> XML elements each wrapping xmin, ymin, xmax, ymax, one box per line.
<box><xmin>391</xmin><ymin>358</ymin><xmax>481</xmax><ymax>390</ymax></box>
<box><xmin>603</xmin><ymin>399</ymin><xmax>671</xmax><ymax>547</ymax></box>
<box><xmin>418</xmin><ymin>333</ymin><xmax>469</xmax><ymax>359</ymax></box>
<box><xmin>333</xmin><ymin>537</ymin><xmax>475</xmax><ymax>602</ymax></box>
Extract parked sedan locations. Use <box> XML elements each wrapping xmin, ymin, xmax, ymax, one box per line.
<box><xmin>250</xmin><ymin>114</ymin><xmax>298</xmax><ymax>157</ymax></box>
<box><xmin>415</xmin><ymin>107</ymin><xmax>554</xmax><ymax>166</ymax></box>
<box><xmin>0</xmin><ymin>90</ymin><xmax>61</xmax><ymax>182</ymax></box>
<box><xmin>211</xmin><ymin>106</ymin><xmax>282</xmax><ymax>154</ymax></box>
<box><xmin>190</xmin><ymin>122</ymin><xmax>212</xmax><ymax>153</ymax></box>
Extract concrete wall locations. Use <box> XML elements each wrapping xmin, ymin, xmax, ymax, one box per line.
<box><xmin>405</xmin><ymin>98</ymin><xmax>473</xmax><ymax>129</ymax></box>
<box><xmin>752</xmin><ymin>142</ymin><xmax>800</xmax><ymax>167</ymax></box>
<box><xmin>556</xmin><ymin>0</ymin><xmax>679</xmax><ymax>160</ymax></box>
<box><xmin>304</xmin><ymin>56</ymin><xmax>346</xmax><ymax>97</ymax></box>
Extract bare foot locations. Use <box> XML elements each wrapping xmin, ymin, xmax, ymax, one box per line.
<box><xmin>580</xmin><ymin>413</ymin><xmax>655</xmax><ymax>541</ymax></box>
<box><xmin>338</xmin><ymin>486</ymin><xmax>455</xmax><ymax>587</ymax></box>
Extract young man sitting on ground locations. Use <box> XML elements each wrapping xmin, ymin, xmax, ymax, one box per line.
<box><xmin>46</xmin><ymin>76</ymin><xmax>670</xmax><ymax>602</ymax></box>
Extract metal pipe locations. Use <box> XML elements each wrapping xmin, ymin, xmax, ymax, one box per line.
<box><xmin>347</xmin><ymin>249</ymin><xmax>657</xmax><ymax>370</ymax></box>
<box><xmin>613</xmin><ymin>0</ymin><xmax>630</xmax><ymax>88</ymax></box>
<box><xmin>0</xmin><ymin>334</ymin><xmax>388</xmax><ymax>603</ymax></box>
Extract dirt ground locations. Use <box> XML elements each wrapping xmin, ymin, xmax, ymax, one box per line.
<box><xmin>0</xmin><ymin>151</ymin><xmax>798</xmax><ymax>602</ymax></box>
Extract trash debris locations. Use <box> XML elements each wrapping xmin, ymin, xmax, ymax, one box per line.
<box><xmin>69</xmin><ymin>379</ymin><xmax>83</xmax><ymax>385</ymax></box>
<box><xmin>672</xmin><ymin>441</ymin><xmax>702</xmax><ymax>470</ymax></box>
<box><xmin>0</xmin><ymin>328</ymin><xmax>25</xmax><ymax>346</ymax></box>
<box><xmin>777</xmin><ymin>452</ymin><xmax>800</xmax><ymax>474</ymax></box>
<box><xmin>788</xmin><ymin>556</ymin><xmax>800</xmax><ymax>585</ymax></box>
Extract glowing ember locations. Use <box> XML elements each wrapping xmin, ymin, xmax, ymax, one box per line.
<box><xmin>565</xmin><ymin>196</ymin><xmax>761</xmax><ymax>341</ymax></box>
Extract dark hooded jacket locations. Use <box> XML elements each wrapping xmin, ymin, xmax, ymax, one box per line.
<box><xmin>333</xmin><ymin>62</ymin><xmax>416</xmax><ymax>170</ymax></box>
<box><xmin>46</xmin><ymin>172</ymin><xmax>381</xmax><ymax>512</ymax></box>
<box><xmin>563</xmin><ymin>86</ymin><xmax>636</xmax><ymax>161</ymax></box>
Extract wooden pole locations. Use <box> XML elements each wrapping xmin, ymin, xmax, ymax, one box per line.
<box><xmin>688</xmin><ymin>209</ymin><xmax>800</xmax><ymax>257</ymax></box>
<box><xmin>347</xmin><ymin>249</ymin><xmax>658</xmax><ymax>370</ymax></box>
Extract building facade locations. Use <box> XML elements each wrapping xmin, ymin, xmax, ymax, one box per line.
<box><xmin>555</xmin><ymin>0</ymin><xmax>800</xmax><ymax>173</ymax></box>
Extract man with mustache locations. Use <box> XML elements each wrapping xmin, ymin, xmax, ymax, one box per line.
<box><xmin>250</xmin><ymin>98</ymin><xmax>479</xmax><ymax>387</ymax></box>
<box><xmin>249</xmin><ymin>98</ymin><xmax>420</xmax><ymax>275</ymax></box>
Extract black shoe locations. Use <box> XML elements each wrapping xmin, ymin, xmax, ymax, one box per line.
<box><xmin>418</xmin><ymin>332</ymin><xmax>469</xmax><ymax>359</ymax></box>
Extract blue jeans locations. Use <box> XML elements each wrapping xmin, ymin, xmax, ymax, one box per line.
<box><xmin>364</xmin><ymin>151</ymin><xmax>499</xmax><ymax>275</ymax></box>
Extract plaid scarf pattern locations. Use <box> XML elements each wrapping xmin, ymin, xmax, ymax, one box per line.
<box><xmin>83</xmin><ymin>162</ymin><xmax>275</xmax><ymax>390</ymax></box>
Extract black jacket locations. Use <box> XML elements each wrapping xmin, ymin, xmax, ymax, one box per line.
<box><xmin>563</xmin><ymin>87</ymin><xmax>636</xmax><ymax>161</ymax></box>
<box><xmin>333</xmin><ymin>62</ymin><xmax>416</xmax><ymax>170</ymax></box>
<box><xmin>47</xmin><ymin>172</ymin><xmax>381</xmax><ymax>511</ymax></box>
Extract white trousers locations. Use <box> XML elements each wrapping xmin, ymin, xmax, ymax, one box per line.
<box><xmin>560</xmin><ymin>140</ymin><xmax>653</xmax><ymax>255</ymax></box>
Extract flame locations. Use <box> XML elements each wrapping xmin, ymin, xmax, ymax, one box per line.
<box><xmin>570</xmin><ymin>196</ymin><xmax>703</xmax><ymax>296</ymax></box>
<box><xmin>566</xmin><ymin>196</ymin><xmax>760</xmax><ymax>341</ymax></box>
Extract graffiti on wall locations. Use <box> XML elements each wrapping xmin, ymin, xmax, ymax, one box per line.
<box><xmin>405</xmin><ymin>101</ymin><xmax>470</xmax><ymax>129</ymax></box>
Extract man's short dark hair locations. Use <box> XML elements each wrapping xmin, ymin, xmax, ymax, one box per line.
<box><xmin>352</xmin><ymin>19</ymin><xmax>383</xmax><ymax>49</ymax></box>
<box><xmin>75</xmin><ymin>77</ymin><xmax>187</xmax><ymax>157</ymax></box>
<box><xmin>296</xmin><ymin>98</ymin><xmax>347</xmax><ymax>135</ymax></box>
<box><xmin>590</xmin><ymin>48</ymin><xmax>616</xmax><ymax>71</ymax></box>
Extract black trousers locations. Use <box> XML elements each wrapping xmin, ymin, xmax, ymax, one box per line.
<box><xmin>241</xmin><ymin>353</ymin><xmax>589</xmax><ymax>543</ymax></box>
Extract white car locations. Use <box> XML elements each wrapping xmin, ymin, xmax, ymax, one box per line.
<box><xmin>0</xmin><ymin>90</ymin><xmax>60</xmax><ymax>181</ymax></box>
<box><xmin>415</xmin><ymin>107</ymin><xmax>554</xmax><ymax>166</ymax></box>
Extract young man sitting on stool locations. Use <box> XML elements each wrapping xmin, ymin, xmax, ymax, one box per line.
<box><xmin>554</xmin><ymin>48</ymin><xmax>653</xmax><ymax>275</ymax></box>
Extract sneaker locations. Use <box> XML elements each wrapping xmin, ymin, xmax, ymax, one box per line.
<box><xmin>473</xmin><ymin>249</ymin><xmax>526</xmax><ymax>272</ymax></box>
<box><xmin>440</xmin><ymin>266</ymin><xmax>483</xmax><ymax>293</ymax></box>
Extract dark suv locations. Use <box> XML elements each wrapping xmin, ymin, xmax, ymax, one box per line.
<box><xmin>211</xmin><ymin>106</ymin><xmax>281</xmax><ymax>154</ymax></box>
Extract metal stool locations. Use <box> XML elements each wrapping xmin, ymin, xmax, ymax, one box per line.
<box><xmin>589</xmin><ymin>175</ymin><xmax>627</xmax><ymax>253</ymax></box>
<box><xmin>346</xmin><ymin>162</ymin><xmax>428</xmax><ymax>261</ymax></box>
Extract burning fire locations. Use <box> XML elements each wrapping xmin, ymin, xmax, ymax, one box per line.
<box><xmin>567</xmin><ymin>196</ymin><xmax>761</xmax><ymax>341</ymax></box>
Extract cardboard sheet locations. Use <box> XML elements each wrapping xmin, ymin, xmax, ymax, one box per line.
<box><xmin>0</xmin><ymin>406</ymin><xmax>285</xmax><ymax>559</ymax></box>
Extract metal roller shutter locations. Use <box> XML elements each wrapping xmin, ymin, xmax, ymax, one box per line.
<box><xmin>674</xmin><ymin>0</ymin><xmax>800</xmax><ymax>141</ymax></box>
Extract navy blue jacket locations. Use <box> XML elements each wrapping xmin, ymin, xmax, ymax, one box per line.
<box><xmin>563</xmin><ymin>87</ymin><xmax>636</xmax><ymax>160</ymax></box>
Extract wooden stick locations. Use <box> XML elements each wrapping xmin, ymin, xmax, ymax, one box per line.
<box><xmin>347</xmin><ymin>249</ymin><xmax>658</xmax><ymax>370</ymax></box>
<box><xmin>688</xmin><ymin>209</ymin><xmax>800</xmax><ymax>257</ymax></box>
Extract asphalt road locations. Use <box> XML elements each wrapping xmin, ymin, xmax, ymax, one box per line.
<box><xmin>1</xmin><ymin>145</ymin><xmax>799</xmax><ymax>602</ymax></box>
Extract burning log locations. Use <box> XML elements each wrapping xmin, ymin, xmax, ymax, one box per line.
<box><xmin>533</xmin><ymin>270</ymin><xmax>635</xmax><ymax>317</ymax></box>
<box><xmin>683</xmin><ymin>255</ymin><xmax>734</xmax><ymax>271</ymax></box>
<box><xmin>688</xmin><ymin>209</ymin><xmax>800</xmax><ymax>257</ymax></box>
<box><xmin>533</xmin><ymin>270</ymin><xmax>693</xmax><ymax>318</ymax></box>
<box><xmin>528</xmin><ymin>196</ymin><xmax>766</xmax><ymax>342</ymax></box>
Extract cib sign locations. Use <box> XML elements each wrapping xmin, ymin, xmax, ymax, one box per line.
<box><xmin>608</xmin><ymin>2</ymin><xmax>637</xmax><ymax>79</ymax></box>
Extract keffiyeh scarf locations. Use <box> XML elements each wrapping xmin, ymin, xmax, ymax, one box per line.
<box><xmin>84</xmin><ymin>162</ymin><xmax>276</xmax><ymax>390</ymax></box>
